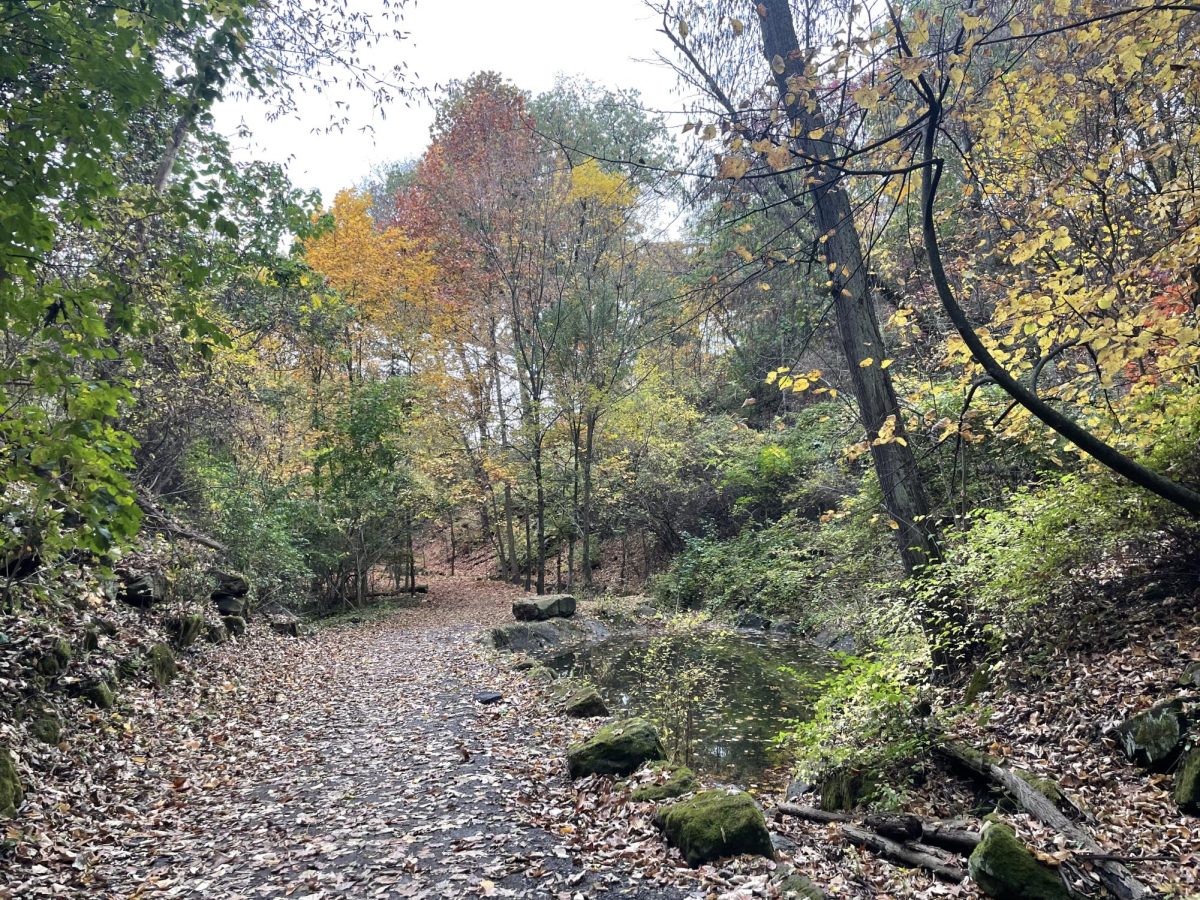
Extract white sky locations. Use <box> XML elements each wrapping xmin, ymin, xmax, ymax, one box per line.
<box><xmin>214</xmin><ymin>0</ymin><xmax>688</xmax><ymax>204</ymax></box>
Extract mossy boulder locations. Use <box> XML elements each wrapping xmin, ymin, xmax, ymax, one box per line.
<box><xmin>30</xmin><ymin>714</ymin><xmax>61</xmax><ymax>745</ymax></box>
<box><xmin>527</xmin><ymin>664</ymin><xmax>557</xmax><ymax>684</ymax></box>
<box><xmin>659</xmin><ymin>788</ymin><xmax>774</xmax><ymax>867</ymax></box>
<box><xmin>567</xmin><ymin>718</ymin><xmax>666</xmax><ymax>779</ymax></box>
<box><xmin>148</xmin><ymin>643</ymin><xmax>177</xmax><ymax>686</ymax></box>
<box><xmin>1174</xmin><ymin>748</ymin><xmax>1200</xmax><ymax>814</ymax></box>
<box><xmin>205</xmin><ymin>622</ymin><xmax>229</xmax><ymax>644</ymax></box>
<box><xmin>968</xmin><ymin>822</ymin><xmax>1071</xmax><ymax>899</ymax></box>
<box><xmin>165</xmin><ymin>613</ymin><xmax>205</xmax><ymax>649</ymax></box>
<box><xmin>512</xmin><ymin>593</ymin><xmax>576</xmax><ymax>621</ymax></box>
<box><xmin>1116</xmin><ymin>699</ymin><xmax>1186</xmax><ymax>771</ymax></box>
<box><xmin>818</xmin><ymin>767</ymin><xmax>877</xmax><ymax>811</ymax></box>
<box><xmin>0</xmin><ymin>750</ymin><xmax>22</xmax><ymax>817</ymax></box>
<box><xmin>222</xmin><ymin>615</ymin><xmax>247</xmax><ymax>637</ymax></box>
<box><xmin>36</xmin><ymin>637</ymin><xmax>72</xmax><ymax>678</ymax></box>
<box><xmin>631</xmin><ymin>763</ymin><xmax>699</xmax><ymax>801</ymax></box>
<box><xmin>773</xmin><ymin>867</ymin><xmax>826</xmax><ymax>899</ymax></box>
<box><xmin>80</xmin><ymin>680</ymin><xmax>115</xmax><ymax>709</ymax></box>
<box><xmin>552</xmin><ymin>679</ymin><xmax>609</xmax><ymax>718</ymax></box>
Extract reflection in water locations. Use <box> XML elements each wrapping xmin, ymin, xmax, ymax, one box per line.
<box><xmin>545</xmin><ymin>628</ymin><xmax>829</xmax><ymax>782</ymax></box>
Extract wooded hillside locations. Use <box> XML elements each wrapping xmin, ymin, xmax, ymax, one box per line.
<box><xmin>2</xmin><ymin>1</ymin><xmax>1199</xmax><ymax>896</ymax></box>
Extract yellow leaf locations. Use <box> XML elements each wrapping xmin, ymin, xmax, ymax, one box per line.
<box><xmin>771</xmin><ymin>54</ymin><xmax>786</xmax><ymax>75</ymax></box>
<box><xmin>859</xmin><ymin>357</ymin><xmax>874</xmax><ymax>367</ymax></box>
<box><xmin>895</xmin><ymin>56</ymin><xmax>931</xmax><ymax>82</ymax></box>
<box><xmin>853</xmin><ymin>85</ymin><xmax>880</xmax><ymax>111</ymax></box>
<box><xmin>719</xmin><ymin>156</ymin><xmax>750</xmax><ymax>180</ymax></box>
<box><xmin>880</xmin><ymin>358</ymin><xmax>894</xmax><ymax>369</ymax></box>
<box><xmin>731</xmin><ymin>17</ymin><xmax>744</xmax><ymax>35</ymax></box>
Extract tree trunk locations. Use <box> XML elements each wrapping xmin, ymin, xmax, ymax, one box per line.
<box><xmin>580</xmin><ymin>409</ymin><xmax>597</xmax><ymax>590</ymax></box>
<box><xmin>755</xmin><ymin>0</ymin><xmax>971</xmax><ymax>670</ymax></box>
<box><xmin>524</xmin><ymin>514</ymin><xmax>532</xmax><ymax>592</ymax></box>
<box><xmin>757</xmin><ymin>0</ymin><xmax>937</xmax><ymax>574</ymax></box>
<box><xmin>448</xmin><ymin>513</ymin><xmax>456</xmax><ymax>576</ymax></box>
<box><xmin>534</xmin><ymin>441</ymin><xmax>546</xmax><ymax>594</ymax></box>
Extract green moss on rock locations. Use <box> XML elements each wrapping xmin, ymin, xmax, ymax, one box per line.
<box><xmin>631</xmin><ymin>763</ymin><xmax>699</xmax><ymax>801</ymax></box>
<box><xmin>1116</xmin><ymin>699</ymin><xmax>1185</xmax><ymax>771</ymax></box>
<box><xmin>165</xmin><ymin>613</ymin><xmax>205</xmax><ymax>649</ymax></box>
<box><xmin>36</xmin><ymin>637</ymin><xmax>72</xmax><ymax>677</ymax></box>
<box><xmin>968</xmin><ymin>822</ymin><xmax>1071</xmax><ymax>900</ymax></box>
<box><xmin>964</xmin><ymin>666</ymin><xmax>990</xmax><ymax>704</ymax></box>
<box><xmin>774</xmin><ymin>868</ymin><xmax>826</xmax><ymax>899</ymax></box>
<box><xmin>222</xmin><ymin>615</ymin><xmax>247</xmax><ymax>637</ymax></box>
<box><xmin>551</xmin><ymin>679</ymin><xmax>609</xmax><ymax>718</ymax></box>
<box><xmin>526</xmin><ymin>664</ymin><xmax>557</xmax><ymax>684</ymax></box>
<box><xmin>0</xmin><ymin>750</ymin><xmax>22</xmax><ymax>817</ymax></box>
<box><xmin>81</xmin><ymin>681</ymin><xmax>115</xmax><ymax>709</ymax></box>
<box><xmin>659</xmin><ymin>788</ymin><xmax>774</xmax><ymax>867</ymax></box>
<box><xmin>1174</xmin><ymin>748</ymin><xmax>1200</xmax><ymax>814</ymax></box>
<box><xmin>567</xmin><ymin>718</ymin><xmax>666</xmax><ymax>779</ymax></box>
<box><xmin>818</xmin><ymin>768</ymin><xmax>877</xmax><ymax>811</ymax></box>
<box><xmin>148</xmin><ymin>643</ymin><xmax>177</xmax><ymax>686</ymax></box>
<box><xmin>30</xmin><ymin>714</ymin><xmax>61</xmax><ymax>745</ymax></box>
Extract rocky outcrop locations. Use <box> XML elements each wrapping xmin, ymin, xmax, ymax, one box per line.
<box><xmin>222</xmin><ymin>615</ymin><xmax>247</xmax><ymax>637</ymax></box>
<box><xmin>118</xmin><ymin>569</ymin><xmax>167</xmax><ymax>607</ymax></box>
<box><xmin>1116</xmin><ymin>698</ymin><xmax>1186</xmax><ymax>771</ymax></box>
<box><xmin>0</xmin><ymin>750</ymin><xmax>22</xmax><ymax>817</ymax></box>
<box><xmin>658</xmin><ymin>788</ymin><xmax>774</xmax><ymax>867</ymax></box>
<box><xmin>485</xmin><ymin>618</ymin><xmax>607</xmax><ymax>653</ymax></box>
<box><xmin>567</xmin><ymin>718</ymin><xmax>666</xmax><ymax>779</ymax></box>
<box><xmin>512</xmin><ymin>594</ymin><xmax>577</xmax><ymax>621</ymax></box>
<box><xmin>165</xmin><ymin>613</ymin><xmax>205</xmax><ymax>649</ymax></box>
<box><xmin>967</xmin><ymin>821</ymin><xmax>1070</xmax><ymax>899</ymax></box>
<box><xmin>735</xmin><ymin>611</ymin><xmax>771</xmax><ymax>630</ymax></box>
<box><xmin>210</xmin><ymin>569</ymin><xmax>250</xmax><ymax>617</ymax></box>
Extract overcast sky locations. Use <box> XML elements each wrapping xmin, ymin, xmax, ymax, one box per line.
<box><xmin>214</xmin><ymin>0</ymin><xmax>687</xmax><ymax>204</ymax></box>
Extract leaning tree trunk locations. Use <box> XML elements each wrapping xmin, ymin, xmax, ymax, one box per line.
<box><xmin>755</xmin><ymin>0</ymin><xmax>972</xmax><ymax>670</ymax></box>
<box><xmin>758</xmin><ymin>0</ymin><xmax>937</xmax><ymax>576</ymax></box>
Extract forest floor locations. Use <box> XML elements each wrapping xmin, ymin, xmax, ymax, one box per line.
<box><xmin>5</xmin><ymin>577</ymin><xmax>1198</xmax><ymax>899</ymax></box>
<box><xmin>4</xmin><ymin>578</ymin><xmax>754</xmax><ymax>899</ymax></box>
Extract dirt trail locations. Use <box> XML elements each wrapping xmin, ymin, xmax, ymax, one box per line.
<box><xmin>70</xmin><ymin>578</ymin><xmax>687</xmax><ymax>899</ymax></box>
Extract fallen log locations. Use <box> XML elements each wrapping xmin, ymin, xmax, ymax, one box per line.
<box><xmin>938</xmin><ymin>742</ymin><xmax>1151</xmax><ymax>900</ymax></box>
<box><xmin>774</xmin><ymin>804</ymin><xmax>981</xmax><ymax>854</ymax></box>
<box><xmin>840</xmin><ymin>825</ymin><xmax>966</xmax><ymax>882</ymax></box>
